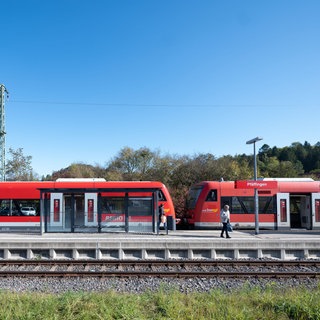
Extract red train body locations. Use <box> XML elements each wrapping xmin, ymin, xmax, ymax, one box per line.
<box><xmin>0</xmin><ymin>180</ymin><xmax>175</xmax><ymax>232</ymax></box>
<box><xmin>186</xmin><ymin>179</ymin><xmax>320</xmax><ymax>230</ymax></box>
<box><xmin>1</xmin><ymin>178</ymin><xmax>320</xmax><ymax>231</ymax></box>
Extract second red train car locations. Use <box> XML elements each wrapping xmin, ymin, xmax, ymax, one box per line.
<box><xmin>186</xmin><ymin>179</ymin><xmax>320</xmax><ymax>230</ymax></box>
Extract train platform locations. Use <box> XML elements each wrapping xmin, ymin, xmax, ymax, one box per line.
<box><xmin>0</xmin><ymin>230</ymin><xmax>319</xmax><ymax>261</ymax></box>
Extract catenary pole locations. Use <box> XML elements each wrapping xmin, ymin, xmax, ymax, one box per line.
<box><xmin>0</xmin><ymin>84</ymin><xmax>8</xmax><ymax>181</ymax></box>
<box><xmin>246</xmin><ymin>137</ymin><xmax>263</xmax><ymax>235</ymax></box>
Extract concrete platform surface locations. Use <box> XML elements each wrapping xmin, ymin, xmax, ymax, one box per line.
<box><xmin>1</xmin><ymin>229</ymin><xmax>320</xmax><ymax>240</ymax></box>
<box><xmin>0</xmin><ymin>230</ymin><xmax>319</xmax><ymax>260</ymax></box>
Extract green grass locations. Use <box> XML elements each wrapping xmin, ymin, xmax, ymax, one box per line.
<box><xmin>0</xmin><ymin>284</ymin><xmax>320</xmax><ymax>320</ymax></box>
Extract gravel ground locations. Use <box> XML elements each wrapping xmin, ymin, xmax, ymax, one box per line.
<box><xmin>0</xmin><ymin>276</ymin><xmax>319</xmax><ymax>294</ymax></box>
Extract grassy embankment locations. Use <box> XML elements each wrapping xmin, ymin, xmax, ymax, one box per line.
<box><xmin>0</xmin><ymin>285</ymin><xmax>319</xmax><ymax>319</ymax></box>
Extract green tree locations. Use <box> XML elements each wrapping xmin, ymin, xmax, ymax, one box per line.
<box><xmin>215</xmin><ymin>156</ymin><xmax>252</xmax><ymax>180</ymax></box>
<box><xmin>107</xmin><ymin>147</ymin><xmax>158</xmax><ymax>181</ymax></box>
<box><xmin>6</xmin><ymin>148</ymin><xmax>37</xmax><ymax>181</ymax></box>
<box><xmin>48</xmin><ymin>163</ymin><xmax>105</xmax><ymax>180</ymax></box>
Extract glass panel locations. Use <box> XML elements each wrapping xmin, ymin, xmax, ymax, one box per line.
<box><xmin>128</xmin><ymin>198</ymin><xmax>153</xmax><ymax>233</ymax></box>
<box><xmin>63</xmin><ymin>196</ymin><xmax>72</xmax><ymax>231</ymax></box>
<box><xmin>222</xmin><ymin>196</ymin><xmax>274</xmax><ymax>214</ymax></box>
<box><xmin>187</xmin><ymin>187</ymin><xmax>203</xmax><ymax>209</ymax></box>
<box><xmin>205</xmin><ymin>190</ymin><xmax>217</xmax><ymax>202</ymax></box>
<box><xmin>231</xmin><ymin>196</ymin><xmax>247</xmax><ymax>213</ymax></box>
<box><xmin>47</xmin><ymin>195</ymin><xmax>71</xmax><ymax>232</ymax></box>
<box><xmin>0</xmin><ymin>199</ymin><xmax>39</xmax><ymax>216</ymax></box>
<box><xmin>74</xmin><ymin>195</ymin><xmax>89</xmax><ymax>232</ymax></box>
<box><xmin>100</xmin><ymin>197</ymin><xmax>153</xmax><ymax>233</ymax></box>
<box><xmin>280</xmin><ymin>199</ymin><xmax>287</xmax><ymax>222</ymax></box>
<box><xmin>158</xmin><ymin>190</ymin><xmax>166</xmax><ymax>201</ymax></box>
<box><xmin>259</xmin><ymin>197</ymin><xmax>274</xmax><ymax>214</ymax></box>
<box><xmin>315</xmin><ymin>200</ymin><xmax>320</xmax><ymax>222</ymax></box>
<box><xmin>100</xmin><ymin>197</ymin><xmax>126</xmax><ymax>232</ymax></box>
<box><xmin>74</xmin><ymin>196</ymin><xmax>85</xmax><ymax>227</ymax></box>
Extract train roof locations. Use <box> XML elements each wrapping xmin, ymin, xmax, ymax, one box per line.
<box><xmin>190</xmin><ymin>179</ymin><xmax>320</xmax><ymax>194</ymax></box>
<box><xmin>0</xmin><ymin>180</ymin><xmax>168</xmax><ymax>199</ymax></box>
<box><xmin>263</xmin><ymin>178</ymin><xmax>315</xmax><ymax>182</ymax></box>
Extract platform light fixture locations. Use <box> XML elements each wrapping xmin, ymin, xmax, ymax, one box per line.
<box><xmin>246</xmin><ymin>137</ymin><xmax>263</xmax><ymax>235</ymax></box>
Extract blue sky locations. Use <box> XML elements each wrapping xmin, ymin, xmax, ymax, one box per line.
<box><xmin>1</xmin><ymin>1</ymin><xmax>319</xmax><ymax>177</ymax></box>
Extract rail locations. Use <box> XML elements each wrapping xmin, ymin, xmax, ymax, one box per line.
<box><xmin>0</xmin><ymin>260</ymin><xmax>319</xmax><ymax>278</ymax></box>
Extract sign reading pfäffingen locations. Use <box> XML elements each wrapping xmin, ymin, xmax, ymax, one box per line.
<box><xmin>235</xmin><ymin>180</ymin><xmax>278</xmax><ymax>189</ymax></box>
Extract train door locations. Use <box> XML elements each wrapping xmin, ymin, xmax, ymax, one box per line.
<box><xmin>276</xmin><ymin>193</ymin><xmax>290</xmax><ymax>229</ymax></box>
<box><xmin>49</xmin><ymin>193</ymin><xmax>85</xmax><ymax>232</ymax></box>
<box><xmin>50</xmin><ymin>193</ymin><xmax>64</xmax><ymax>229</ymax></box>
<box><xmin>127</xmin><ymin>197</ymin><xmax>153</xmax><ymax>233</ymax></box>
<box><xmin>73</xmin><ymin>195</ymin><xmax>85</xmax><ymax>229</ymax></box>
<box><xmin>300</xmin><ymin>196</ymin><xmax>311</xmax><ymax>229</ymax></box>
<box><xmin>84</xmin><ymin>193</ymin><xmax>98</xmax><ymax>227</ymax></box>
<box><xmin>312</xmin><ymin>193</ymin><xmax>320</xmax><ymax>229</ymax></box>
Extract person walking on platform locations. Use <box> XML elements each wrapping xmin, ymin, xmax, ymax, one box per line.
<box><xmin>220</xmin><ymin>204</ymin><xmax>231</xmax><ymax>238</ymax></box>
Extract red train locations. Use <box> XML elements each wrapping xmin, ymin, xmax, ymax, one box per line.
<box><xmin>185</xmin><ymin>179</ymin><xmax>320</xmax><ymax>230</ymax></box>
<box><xmin>2</xmin><ymin>178</ymin><xmax>320</xmax><ymax>232</ymax></box>
<box><xmin>0</xmin><ymin>179</ymin><xmax>175</xmax><ymax>233</ymax></box>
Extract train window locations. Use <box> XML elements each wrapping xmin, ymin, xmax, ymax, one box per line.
<box><xmin>0</xmin><ymin>199</ymin><xmax>39</xmax><ymax>216</ymax></box>
<box><xmin>129</xmin><ymin>198</ymin><xmax>152</xmax><ymax>216</ymax></box>
<box><xmin>232</xmin><ymin>197</ymin><xmax>247</xmax><ymax>214</ymax></box>
<box><xmin>221</xmin><ymin>197</ymin><xmax>233</xmax><ymax>211</ymax></box>
<box><xmin>240</xmin><ymin>196</ymin><xmax>274</xmax><ymax>214</ymax></box>
<box><xmin>186</xmin><ymin>186</ymin><xmax>204</xmax><ymax>209</ymax></box>
<box><xmin>259</xmin><ymin>197</ymin><xmax>274</xmax><ymax>214</ymax></box>
<box><xmin>205</xmin><ymin>190</ymin><xmax>217</xmax><ymax>202</ymax></box>
<box><xmin>222</xmin><ymin>196</ymin><xmax>275</xmax><ymax>214</ymax></box>
<box><xmin>101</xmin><ymin>197</ymin><xmax>124</xmax><ymax>214</ymax></box>
<box><xmin>315</xmin><ymin>200</ymin><xmax>320</xmax><ymax>222</ymax></box>
<box><xmin>158</xmin><ymin>190</ymin><xmax>166</xmax><ymax>201</ymax></box>
<box><xmin>221</xmin><ymin>196</ymin><xmax>250</xmax><ymax>214</ymax></box>
<box><xmin>101</xmin><ymin>197</ymin><xmax>153</xmax><ymax>216</ymax></box>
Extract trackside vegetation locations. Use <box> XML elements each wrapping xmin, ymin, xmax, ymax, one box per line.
<box><xmin>0</xmin><ymin>285</ymin><xmax>320</xmax><ymax>320</ymax></box>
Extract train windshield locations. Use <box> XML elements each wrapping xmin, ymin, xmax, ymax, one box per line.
<box><xmin>186</xmin><ymin>186</ymin><xmax>204</xmax><ymax>209</ymax></box>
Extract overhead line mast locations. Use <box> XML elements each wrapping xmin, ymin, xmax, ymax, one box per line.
<box><xmin>0</xmin><ymin>84</ymin><xmax>8</xmax><ymax>181</ymax></box>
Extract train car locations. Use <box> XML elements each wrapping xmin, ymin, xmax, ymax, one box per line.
<box><xmin>0</xmin><ymin>181</ymin><xmax>52</xmax><ymax>231</ymax></box>
<box><xmin>0</xmin><ymin>179</ymin><xmax>175</xmax><ymax>233</ymax></box>
<box><xmin>186</xmin><ymin>178</ymin><xmax>320</xmax><ymax>230</ymax></box>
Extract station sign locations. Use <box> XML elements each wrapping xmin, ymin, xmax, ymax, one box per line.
<box><xmin>235</xmin><ymin>180</ymin><xmax>278</xmax><ymax>189</ymax></box>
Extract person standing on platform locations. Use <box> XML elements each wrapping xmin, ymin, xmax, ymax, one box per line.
<box><xmin>158</xmin><ymin>204</ymin><xmax>167</xmax><ymax>231</ymax></box>
<box><xmin>220</xmin><ymin>204</ymin><xmax>231</xmax><ymax>238</ymax></box>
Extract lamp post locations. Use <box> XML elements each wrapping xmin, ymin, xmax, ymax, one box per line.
<box><xmin>246</xmin><ymin>137</ymin><xmax>263</xmax><ymax>235</ymax></box>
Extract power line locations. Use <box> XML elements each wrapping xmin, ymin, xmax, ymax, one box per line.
<box><xmin>8</xmin><ymin>100</ymin><xmax>319</xmax><ymax>108</ymax></box>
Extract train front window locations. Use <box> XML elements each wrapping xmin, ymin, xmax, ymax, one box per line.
<box><xmin>205</xmin><ymin>190</ymin><xmax>217</xmax><ymax>202</ymax></box>
<box><xmin>158</xmin><ymin>190</ymin><xmax>166</xmax><ymax>201</ymax></box>
<box><xmin>187</xmin><ymin>186</ymin><xmax>203</xmax><ymax>209</ymax></box>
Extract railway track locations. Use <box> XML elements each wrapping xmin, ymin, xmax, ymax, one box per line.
<box><xmin>0</xmin><ymin>260</ymin><xmax>319</xmax><ymax>278</ymax></box>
